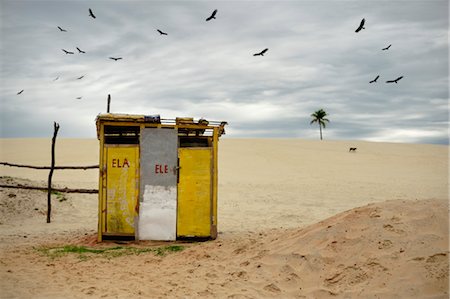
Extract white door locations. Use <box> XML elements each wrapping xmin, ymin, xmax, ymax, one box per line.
<box><xmin>138</xmin><ymin>128</ymin><xmax>178</xmax><ymax>240</ymax></box>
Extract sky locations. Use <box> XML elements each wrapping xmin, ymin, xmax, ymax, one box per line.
<box><xmin>0</xmin><ymin>0</ymin><xmax>448</xmax><ymax>144</ymax></box>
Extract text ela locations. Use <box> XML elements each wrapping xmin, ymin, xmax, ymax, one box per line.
<box><xmin>111</xmin><ymin>158</ymin><xmax>130</xmax><ymax>168</ymax></box>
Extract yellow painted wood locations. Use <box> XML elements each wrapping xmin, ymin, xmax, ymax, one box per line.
<box><xmin>212</xmin><ymin>128</ymin><xmax>219</xmax><ymax>238</ymax></box>
<box><xmin>105</xmin><ymin>146</ymin><xmax>139</xmax><ymax>235</ymax></box>
<box><xmin>177</xmin><ymin>148</ymin><xmax>212</xmax><ymax>237</ymax></box>
<box><xmin>97</xmin><ymin>124</ymin><xmax>105</xmax><ymax>242</ymax></box>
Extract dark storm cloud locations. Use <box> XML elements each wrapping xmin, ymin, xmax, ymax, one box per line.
<box><xmin>0</xmin><ymin>0</ymin><xmax>448</xmax><ymax>144</ymax></box>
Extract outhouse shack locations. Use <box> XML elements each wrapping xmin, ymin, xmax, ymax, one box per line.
<box><xmin>96</xmin><ymin>113</ymin><xmax>227</xmax><ymax>242</ymax></box>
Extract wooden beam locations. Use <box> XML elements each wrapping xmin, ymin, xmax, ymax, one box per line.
<box><xmin>0</xmin><ymin>184</ymin><xmax>98</xmax><ymax>194</ymax></box>
<box><xmin>0</xmin><ymin>162</ymin><xmax>98</xmax><ymax>170</ymax></box>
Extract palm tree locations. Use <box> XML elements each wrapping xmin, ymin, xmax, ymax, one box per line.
<box><xmin>310</xmin><ymin>109</ymin><xmax>330</xmax><ymax>140</ymax></box>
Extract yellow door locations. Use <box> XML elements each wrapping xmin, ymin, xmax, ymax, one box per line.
<box><xmin>177</xmin><ymin>148</ymin><xmax>212</xmax><ymax>237</ymax></box>
<box><xmin>105</xmin><ymin>145</ymin><xmax>139</xmax><ymax>235</ymax></box>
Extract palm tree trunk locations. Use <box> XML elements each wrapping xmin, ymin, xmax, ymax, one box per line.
<box><xmin>319</xmin><ymin>124</ymin><xmax>323</xmax><ymax>140</ymax></box>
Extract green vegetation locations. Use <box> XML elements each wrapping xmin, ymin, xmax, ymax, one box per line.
<box><xmin>51</xmin><ymin>190</ymin><xmax>67</xmax><ymax>202</ymax></box>
<box><xmin>36</xmin><ymin>244</ymin><xmax>185</xmax><ymax>260</ymax></box>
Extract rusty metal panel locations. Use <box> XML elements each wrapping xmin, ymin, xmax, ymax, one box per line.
<box><xmin>105</xmin><ymin>145</ymin><xmax>139</xmax><ymax>235</ymax></box>
<box><xmin>138</xmin><ymin>128</ymin><xmax>178</xmax><ymax>241</ymax></box>
<box><xmin>177</xmin><ymin>148</ymin><xmax>212</xmax><ymax>237</ymax></box>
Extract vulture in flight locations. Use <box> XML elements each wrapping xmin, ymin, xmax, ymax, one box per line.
<box><xmin>206</xmin><ymin>9</ymin><xmax>217</xmax><ymax>21</ymax></box>
<box><xmin>109</xmin><ymin>57</ymin><xmax>123</xmax><ymax>61</ymax></box>
<box><xmin>62</xmin><ymin>49</ymin><xmax>74</xmax><ymax>54</ymax></box>
<box><xmin>253</xmin><ymin>48</ymin><xmax>269</xmax><ymax>56</ymax></box>
<box><xmin>386</xmin><ymin>76</ymin><xmax>403</xmax><ymax>83</ymax></box>
<box><xmin>382</xmin><ymin>44</ymin><xmax>391</xmax><ymax>50</ymax></box>
<box><xmin>157</xmin><ymin>29</ymin><xmax>168</xmax><ymax>35</ymax></box>
<box><xmin>355</xmin><ymin>18</ymin><xmax>365</xmax><ymax>32</ymax></box>
<box><xmin>77</xmin><ymin>47</ymin><xmax>86</xmax><ymax>53</ymax></box>
<box><xmin>17</xmin><ymin>89</ymin><xmax>24</xmax><ymax>95</ymax></box>
<box><xmin>369</xmin><ymin>75</ymin><xmax>380</xmax><ymax>83</ymax></box>
<box><xmin>89</xmin><ymin>8</ymin><xmax>96</xmax><ymax>19</ymax></box>
<box><xmin>57</xmin><ymin>26</ymin><xmax>67</xmax><ymax>32</ymax></box>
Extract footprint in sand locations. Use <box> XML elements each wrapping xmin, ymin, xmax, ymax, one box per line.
<box><xmin>424</xmin><ymin>253</ymin><xmax>449</xmax><ymax>280</ymax></box>
<box><xmin>383</xmin><ymin>224</ymin><xmax>405</xmax><ymax>234</ymax></box>
<box><xmin>82</xmin><ymin>286</ymin><xmax>97</xmax><ymax>295</ymax></box>
<box><xmin>378</xmin><ymin>239</ymin><xmax>393</xmax><ymax>250</ymax></box>
<box><xmin>264</xmin><ymin>283</ymin><xmax>281</xmax><ymax>293</ymax></box>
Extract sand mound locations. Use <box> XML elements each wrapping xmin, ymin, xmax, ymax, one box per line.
<box><xmin>234</xmin><ymin>198</ymin><xmax>449</xmax><ymax>298</ymax></box>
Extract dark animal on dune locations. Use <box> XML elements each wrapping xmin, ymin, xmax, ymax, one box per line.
<box><xmin>206</xmin><ymin>9</ymin><xmax>217</xmax><ymax>21</ymax></box>
<box><xmin>355</xmin><ymin>18</ymin><xmax>365</xmax><ymax>32</ymax></box>
<box><xmin>77</xmin><ymin>47</ymin><xmax>86</xmax><ymax>53</ymax></box>
<box><xmin>349</xmin><ymin>147</ymin><xmax>357</xmax><ymax>152</ymax></box>
<box><xmin>253</xmin><ymin>48</ymin><xmax>269</xmax><ymax>56</ymax></box>
<box><xmin>386</xmin><ymin>76</ymin><xmax>403</xmax><ymax>83</ymax></box>
<box><xmin>109</xmin><ymin>57</ymin><xmax>122</xmax><ymax>61</ymax></box>
<box><xmin>382</xmin><ymin>44</ymin><xmax>391</xmax><ymax>50</ymax></box>
<box><xmin>17</xmin><ymin>89</ymin><xmax>24</xmax><ymax>95</ymax></box>
<box><xmin>369</xmin><ymin>75</ymin><xmax>379</xmax><ymax>83</ymax></box>
<box><xmin>157</xmin><ymin>29</ymin><xmax>168</xmax><ymax>35</ymax></box>
<box><xmin>62</xmin><ymin>49</ymin><xmax>74</xmax><ymax>54</ymax></box>
<box><xmin>57</xmin><ymin>26</ymin><xmax>67</xmax><ymax>32</ymax></box>
<box><xmin>89</xmin><ymin>8</ymin><xmax>96</xmax><ymax>19</ymax></box>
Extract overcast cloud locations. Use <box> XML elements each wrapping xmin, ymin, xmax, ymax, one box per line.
<box><xmin>0</xmin><ymin>0</ymin><xmax>448</xmax><ymax>144</ymax></box>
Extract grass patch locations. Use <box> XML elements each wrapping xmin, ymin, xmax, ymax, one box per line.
<box><xmin>37</xmin><ymin>189</ymin><xmax>68</xmax><ymax>202</ymax></box>
<box><xmin>36</xmin><ymin>244</ymin><xmax>185</xmax><ymax>260</ymax></box>
<box><xmin>51</xmin><ymin>191</ymin><xmax>67</xmax><ymax>202</ymax></box>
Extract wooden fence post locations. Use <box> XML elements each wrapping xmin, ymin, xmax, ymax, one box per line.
<box><xmin>47</xmin><ymin>122</ymin><xmax>60</xmax><ymax>223</ymax></box>
<box><xmin>107</xmin><ymin>94</ymin><xmax>111</xmax><ymax>113</ymax></box>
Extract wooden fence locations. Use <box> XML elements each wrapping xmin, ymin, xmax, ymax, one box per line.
<box><xmin>0</xmin><ymin>122</ymin><xmax>99</xmax><ymax>223</ymax></box>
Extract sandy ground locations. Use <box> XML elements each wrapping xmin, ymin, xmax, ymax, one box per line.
<box><xmin>0</xmin><ymin>138</ymin><xmax>448</xmax><ymax>298</ymax></box>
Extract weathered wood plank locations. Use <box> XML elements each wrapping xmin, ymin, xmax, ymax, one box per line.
<box><xmin>0</xmin><ymin>184</ymin><xmax>98</xmax><ymax>194</ymax></box>
<box><xmin>0</xmin><ymin>162</ymin><xmax>99</xmax><ymax>170</ymax></box>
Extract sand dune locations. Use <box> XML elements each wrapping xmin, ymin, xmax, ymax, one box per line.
<box><xmin>0</xmin><ymin>138</ymin><xmax>448</xmax><ymax>298</ymax></box>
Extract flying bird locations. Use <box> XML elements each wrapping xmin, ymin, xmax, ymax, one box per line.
<box><xmin>76</xmin><ymin>96</ymin><xmax>83</xmax><ymax>99</ymax></box>
<box><xmin>62</xmin><ymin>49</ymin><xmax>74</xmax><ymax>54</ymax></box>
<box><xmin>369</xmin><ymin>75</ymin><xmax>380</xmax><ymax>83</ymax></box>
<box><xmin>109</xmin><ymin>57</ymin><xmax>122</xmax><ymax>61</ymax></box>
<box><xmin>157</xmin><ymin>29</ymin><xmax>168</xmax><ymax>35</ymax></box>
<box><xmin>253</xmin><ymin>48</ymin><xmax>269</xmax><ymax>56</ymax></box>
<box><xmin>206</xmin><ymin>9</ymin><xmax>217</xmax><ymax>21</ymax></box>
<box><xmin>386</xmin><ymin>76</ymin><xmax>403</xmax><ymax>83</ymax></box>
<box><xmin>89</xmin><ymin>8</ymin><xmax>96</xmax><ymax>19</ymax></box>
<box><xmin>57</xmin><ymin>26</ymin><xmax>67</xmax><ymax>32</ymax></box>
<box><xmin>355</xmin><ymin>18</ymin><xmax>365</xmax><ymax>32</ymax></box>
<box><xmin>17</xmin><ymin>89</ymin><xmax>24</xmax><ymax>95</ymax></box>
<box><xmin>76</xmin><ymin>75</ymin><xmax>85</xmax><ymax>80</ymax></box>
<box><xmin>76</xmin><ymin>47</ymin><xmax>86</xmax><ymax>53</ymax></box>
<box><xmin>53</xmin><ymin>76</ymin><xmax>59</xmax><ymax>81</ymax></box>
<box><xmin>382</xmin><ymin>44</ymin><xmax>391</xmax><ymax>50</ymax></box>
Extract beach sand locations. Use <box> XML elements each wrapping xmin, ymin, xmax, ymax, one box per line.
<box><xmin>0</xmin><ymin>138</ymin><xmax>448</xmax><ymax>298</ymax></box>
